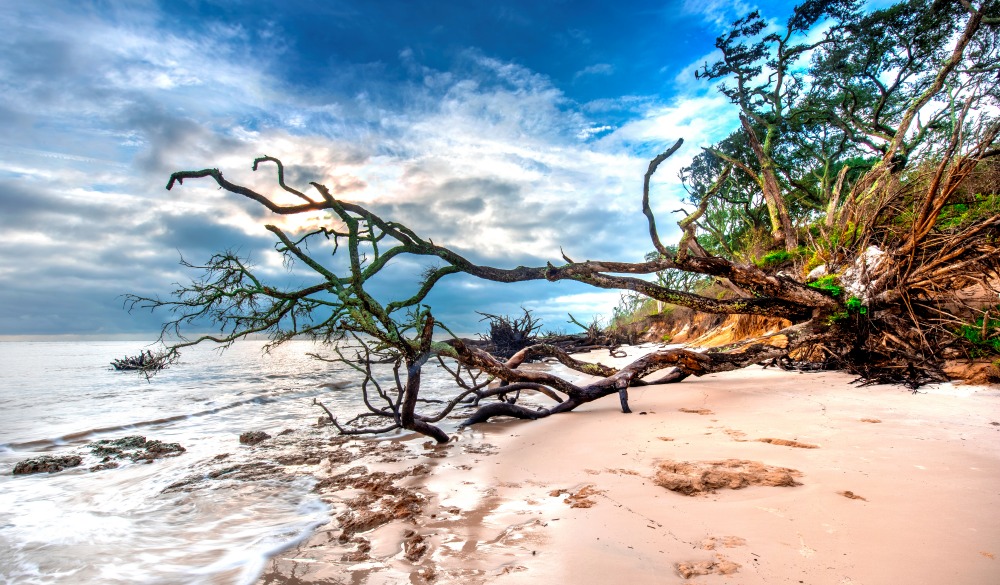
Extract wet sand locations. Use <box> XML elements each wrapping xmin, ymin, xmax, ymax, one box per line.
<box><xmin>258</xmin><ymin>353</ymin><xmax>1000</xmax><ymax>584</ymax></box>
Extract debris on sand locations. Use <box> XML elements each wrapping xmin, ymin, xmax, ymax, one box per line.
<box><xmin>676</xmin><ymin>556</ymin><xmax>742</xmax><ymax>579</ymax></box>
<box><xmin>654</xmin><ymin>459</ymin><xmax>802</xmax><ymax>496</ymax></box>
<box><xmin>549</xmin><ymin>484</ymin><xmax>603</xmax><ymax>508</ymax></box>
<box><xmin>757</xmin><ymin>438</ymin><xmax>819</xmax><ymax>449</ymax></box>
<box><xmin>679</xmin><ymin>408</ymin><xmax>714</xmax><ymax>415</ymax></box>
<box><xmin>838</xmin><ymin>490</ymin><xmax>867</xmax><ymax>501</ymax></box>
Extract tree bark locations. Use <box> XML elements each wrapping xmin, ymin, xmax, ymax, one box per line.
<box><xmin>740</xmin><ymin>115</ymin><xmax>798</xmax><ymax>252</ymax></box>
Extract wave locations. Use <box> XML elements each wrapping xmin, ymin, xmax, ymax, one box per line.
<box><xmin>1</xmin><ymin>387</ymin><xmax>333</xmax><ymax>452</ymax></box>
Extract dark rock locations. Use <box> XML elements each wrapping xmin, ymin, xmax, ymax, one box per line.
<box><xmin>90</xmin><ymin>435</ymin><xmax>185</xmax><ymax>462</ymax></box>
<box><xmin>239</xmin><ymin>431</ymin><xmax>272</xmax><ymax>445</ymax></box>
<box><xmin>94</xmin><ymin>435</ymin><xmax>147</xmax><ymax>448</ymax></box>
<box><xmin>14</xmin><ymin>435</ymin><xmax>185</xmax><ymax>476</ymax></box>
<box><xmin>91</xmin><ymin>435</ymin><xmax>147</xmax><ymax>458</ymax></box>
<box><xmin>131</xmin><ymin>440</ymin><xmax>185</xmax><ymax>461</ymax></box>
<box><xmin>13</xmin><ymin>455</ymin><xmax>83</xmax><ymax>475</ymax></box>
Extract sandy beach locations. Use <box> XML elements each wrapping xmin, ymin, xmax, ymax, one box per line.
<box><xmin>258</xmin><ymin>347</ymin><xmax>1000</xmax><ymax>585</ymax></box>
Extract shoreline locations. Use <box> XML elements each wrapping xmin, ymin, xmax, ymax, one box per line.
<box><xmin>255</xmin><ymin>356</ymin><xmax>1000</xmax><ymax>584</ymax></box>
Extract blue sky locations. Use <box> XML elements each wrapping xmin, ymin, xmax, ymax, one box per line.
<box><xmin>0</xmin><ymin>0</ymin><xmax>804</xmax><ymax>338</ymax></box>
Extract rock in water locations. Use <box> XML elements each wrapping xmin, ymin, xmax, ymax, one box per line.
<box><xmin>90</xmin><ymin>435</ymin><xmax>185</xmax><ymax>462</ymax></box>
<box><xmin>132</xmin><ymin>440</ymin><xmax>186</xmax><ymax>461</ymax></box>
<box><xmin>239</xmin><ymin>431</ymin><xmax>271</xmax><ymax>445</ymax></box>
<box><xmin>12</xmin><ymin>435</ymin><xmax>185</xmax><ymax>476</ymax></box>
<box><xmin>13</xmin><ymin>455</ymin><xmax>83</xmax><ymax>475</ymax></box>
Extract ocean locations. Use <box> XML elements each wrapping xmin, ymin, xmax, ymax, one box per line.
<box><xmin>0</xmin><ymin>339</ymin><xmax>468</xmax><ymax>584</ymax></box>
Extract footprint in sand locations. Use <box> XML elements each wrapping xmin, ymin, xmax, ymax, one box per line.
<box><xmin>679</xmin><ymin>408</ymin><xmax>714</xmax><ymax>415</ymax></box>
<box><xmin>699</xmin><ymin>535</ymin><xmax>747</xmax><ymax>550</ymax></box>
<box><xmin>798</xmin><ymin>535</ymin><xmax>816</xmax><ymax>557</ymax></box>
<box><xmin>757</xmin><ymin>438</ymin><xmax>819</xmax><ymax>449</ymax></box>
<box><xmin>756</xmin><ymin>506</ymin><xmax>786</xmax><ymax>518</ymax></box>
<box><xmin>724</xmin><ymin>428</ymin><xmax>747</xmax><ymax>441</ymax></box>
<box><xmin>838</xmin><ymin>490</ymin><xmax>867</xmax><ymax>501</ymax></box>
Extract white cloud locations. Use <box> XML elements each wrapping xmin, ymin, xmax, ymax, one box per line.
<box><xmin>595</xmin><ymin>92</ymin><xmax>740</xmax><ymax>219</ymax></box>
<box><xmin>577</xmin><ymin>125</ymin><xmax>613</xmax><ymax>139</ymax></box>
<box><xmin>574</xmin><ymin>63</ymin><xmax>615</xmax><ymax>80</ymax></box>
<box><xmin>682</xmin><ymin>0</ymin><xmax>755</xmax><ymax>31</ymax></box>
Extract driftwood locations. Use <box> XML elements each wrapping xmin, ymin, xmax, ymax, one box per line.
<box><xmin>110</xmin><ymin>350</ymin><xmax>171</xmax><ymax>373</ymax></box>
<box><xmin>475</xmin><ymin>309</ymin><xmax>543</xmax><ymax>359</ymax></box>
<box><xmin>459</xmin><ymin>333</ymin><xmax>624</xmax><ymax>362</ymax></box>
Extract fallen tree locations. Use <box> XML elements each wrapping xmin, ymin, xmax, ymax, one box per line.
<box><xmin>128</xmin><ymin>0</ymin><xmax>999</xmax><ymax>442</ymax></box>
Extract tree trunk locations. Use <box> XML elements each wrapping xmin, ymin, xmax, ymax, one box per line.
<box><xmin>740</xmin><ymin>115</ymin><xmax>797</xmax><ymax>252</ymax></box>
<box><xmin>824</xmin><ymin>164</ymin><xmax>851</xmax><ymax>229</ymax></box>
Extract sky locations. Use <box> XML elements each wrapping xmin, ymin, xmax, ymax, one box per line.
<box><xmin>0</xmin><ymin>0</ymin><xmax>808</xmax><ymax>339</ymax></box>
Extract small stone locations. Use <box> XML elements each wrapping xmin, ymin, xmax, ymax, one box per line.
<box><xmin>239</xmin><ymin>431</ymin><xmax>272</xmax><ymax>445</ymax></box>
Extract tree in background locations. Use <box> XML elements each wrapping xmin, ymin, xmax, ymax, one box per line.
<box><xmin>696</xmin><ymin>0</ymin><xmax>861</xmax><ymax>251</ymax></box>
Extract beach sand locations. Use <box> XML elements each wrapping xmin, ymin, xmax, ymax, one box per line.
<box><xmin>258</xmin><ymin>348</ymin><xmax>1000</xmax><ymax>584</ymax></box>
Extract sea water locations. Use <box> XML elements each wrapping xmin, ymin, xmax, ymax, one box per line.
<box><xmin>0</xmin><ymin>339</ymin><xmax>463</xmax><ymax>584</ymax></box>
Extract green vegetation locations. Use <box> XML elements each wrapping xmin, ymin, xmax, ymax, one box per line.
<box><xmin>808</xmin><ymin>274</ymin><xmax>842</xmax><ymax>297</ymax></box>
<box><xmin>844</xmin><ymin>297</ymin><xmax>867</xmax><ymax>315</ymax></box>
<box><xmin>825</xmin><ymin>296</ymin><xmax>868</xmax><ymax>324</ymax></box>
<box><xmin>757</xmin><ymin>249</ymin><xmax>797</xmax><ymax>267</ymax></box>
<box><xmin>937</xmin><ymin>192</ymin><xmax>1000</xmax><ymax>232</ymax></box>
<box><xmin>802</xmin><ymin>252</ymin><xmax>827</xmax><ymax>274</ymax></box>
<box><xmin>606</xmin><ymin>292</ymin><xmax>662</xmax><ymax>344</ymax></box>
<box><xmin>957</xmin><ymin>310</ymin><xmax>1000</xmax><ymax>357</ymax></box>
<box><xmin>611</xmin><ymin>291</ymin><xmax>660</xmax><ymax>326</ymax></box>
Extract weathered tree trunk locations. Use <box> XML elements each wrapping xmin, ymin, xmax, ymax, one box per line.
<box><xmin>740</xmin><ymin>115</ymin><xmax>798</xmax><ymax>252</ymax></box>
<box><xmin>824</xmin><ymin>164</ymin><xmax>851</xmax><ymax>229</ymax></box>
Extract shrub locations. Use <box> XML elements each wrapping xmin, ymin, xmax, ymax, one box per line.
<box><xmin>808</xmin><ymin>274</ymin><xmax>842</xmax><ymax>297</ymax></box>
<box><xmin>758</xmin><ymin>249</ymin><xmax>794</xmax><ymax>267</ymax></box>
<box><xmin>803</xmin><ymin>252</ymin><xmax>827</xmax><ymax>274</ymax></box>
<box><xmin>957</xmin><ymin>310</ymin><xmax>1000</xmax><ymax>357</ymax></box>
<box><xmin>845</xmin><ymin>296</ymin><xmax>867</xmax><ymax>315</ymax></box>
